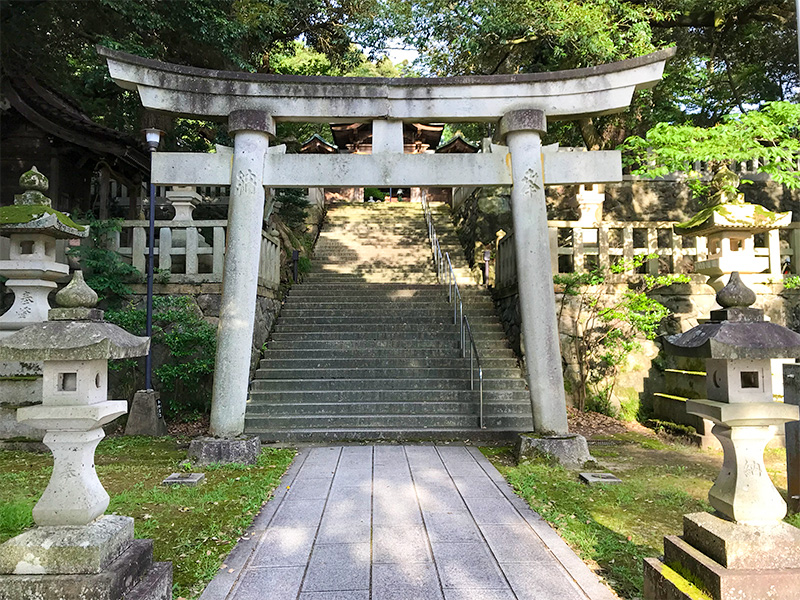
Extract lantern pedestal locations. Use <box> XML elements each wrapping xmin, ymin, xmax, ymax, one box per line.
<box><xmin>644</xmin><ymin>512</ymin><xmax>800</xmax><ymax>600</ymax></box>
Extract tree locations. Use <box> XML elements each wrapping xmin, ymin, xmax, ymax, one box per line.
<box><xmin>620</xmin><ymin>101</ymin><xmax>800</xmax><ymax>196</ymax></box>
<box><xmin>555</xmin><ymin>255</ymin><xmax>690</xmax><ymax>416</ymax></box>
<box><xmin>352</xmin><ymin>0</ymin><xmax>798</xmax><ymax>148</ymax></box>
<box><xmin>0</xmin><ymin>0</ymin><xmax>368</xmax><ymax>138</ymax></box>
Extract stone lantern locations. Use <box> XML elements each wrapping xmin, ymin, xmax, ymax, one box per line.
<box><xmin>645</xmin><ymin>272</ymin><xmax>800</xmax><ymax>600</ymax></box>
<box><xmin>0</xmin><ymin>273</ymin><xmax>171</xmax><ymax>599</ymax></box>
<box><xmin>1</xmin><ymin>166</ymin><xmax>88</xmax><ymax>446</ymax></box>
<box><xmin>674</xmin><ymin>166</ymin><xmax>790</xmax><ymax>292</ymax></box>
<box><xmin>0</xmin><ymin>166</ymin><xmax>87</xmax><ymax>336</ymax></box>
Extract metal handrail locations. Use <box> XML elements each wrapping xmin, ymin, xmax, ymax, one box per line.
<box><xmin>421</xmin><ymin>196</ymin><xmax>485</xmax><ymax>428</ymax></box>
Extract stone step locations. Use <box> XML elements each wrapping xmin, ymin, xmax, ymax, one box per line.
<box><xmin>245</xmin><ymin>414</ymin><xmax>482</xmax><ymax>429</ymax></box>
<box><xmin>247</xmin><ymin>401</ymin><xmax>479</xmax><ymax>416</ymax></box>
<box><xmin>248</xmin><ymin>389</ymin><xmax>530</xmax><ymax>403</ymax></box>
<box><xmin>254</xmin><ymin>367</ymin><xmax>522</xmax><ymax>380</ymax></box>
<box><xmin>258</xmin><ymin>357</ymin><xmax>519</xmax><ymax>369</ymax></box>
<box><xmin>246</xmin><ymin>414</ymin><xmax>533</xmax><ymax>432</ymax></box>
<box><xmin>246</xmin><ymin>427</ymin><xmax>525</xmax><ymax>443</ymax></box>
<box><xmin>273</xmin><ymin>323</ymin><xmax>501</xmax><ymax>334</ymax></box>
<box><xmin>264</xmin><ymin>339</ymin><xmax>460</xmax><ymax>350</ymax></box>
<box><xmin>268</xmin><ymin>330</ymin><xmax>506</xmax><ymax>341</ymax></box>
<box><xmin>260</xmin><ymin>348</ymin><xmax>517</xmax><ymax>360</ymax></box>
<box><xmin>264</xmin><ymin>339</ymin><xmax>513</xmax><ymax>352</ymax></box>
<box><xmin>277</xmin><ymin>311</ymin><xmax>458</xmax><ymax>321</ymax></box>
<box><xmin>250</xmin><ymin>378</ymin><xmax>527</xmax><ymax>391</ymax></box>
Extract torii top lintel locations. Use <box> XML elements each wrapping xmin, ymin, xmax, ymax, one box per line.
<box><xmin>97</xmin><ymin>46</ymin><xmax>675</xmax><ymax>124</ymax></box>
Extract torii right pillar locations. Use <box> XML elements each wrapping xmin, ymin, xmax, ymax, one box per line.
<box><xmin>500</xmin><ymin>110</ymin><xmax>569</xmax><ymax>435</ymax></box>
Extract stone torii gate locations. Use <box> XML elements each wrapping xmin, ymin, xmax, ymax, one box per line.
<box><xmin>99</xmin><ymin>46</ymin><xmax>674</xmax><ymax>440</ymax></box>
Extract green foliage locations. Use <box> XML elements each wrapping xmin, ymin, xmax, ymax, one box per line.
<box><xmin>297</xmin><ymin>256</ymin><xmax>312</xmax><ymax>274</ymax></box>
<box><xmin>646</xmin><ymin>419</ymin><xmax>697</xmax><ymax>438</ymax></box>
<box><xmin>364</xmin><ymin>187</ymin><xmax>386</xmax><ymax>201</ymax></box>
<box><xmin>621</xmin><ymin>101</ymin><xmax>800</xmax><ymax>194</ymax></box>
<box><xmin>0</xmin><ymin>0</ymin><xmax>368</xmax><ymax>137</ymax></box>
<box><xmin>783</xmin><ymin>276</ymin><xmax>800</xmax><ymax>290</ymax></box>
<box><xmin>67</xmin><ymin>215</ymin><xmax>142</xmax><ymax>306</ymax></box>
<box><xmin>106</xmin><ymin>296</ymin><xmax>216</xmax><ymax>417</ymax></box>
<box><xmin>555</xmin><ymin>254</ymin><xmax>690</xmax><ymax>414</ymax></box>
<box><xmin>274</xmin><ymin>188</ymin><xmax>310</xmax><ymax>229</ymax></box>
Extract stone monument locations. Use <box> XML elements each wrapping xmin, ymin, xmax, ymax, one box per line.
<box><xmin>644</xmin><ymin>272</ymin><xmax>800</xmax><ymax>600</ymax></box>
<box><xmin>0</xmin><ymin>166</ymin><xmax>88</xmax><ymax>447</ymax></box>
<box><xmin>0</xmin><ymin>272</ymin><xmax>171</xmax><ymax>600</ymax></box>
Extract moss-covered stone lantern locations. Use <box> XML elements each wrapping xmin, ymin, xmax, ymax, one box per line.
<box><xmin>674</xmin><ymin>166</ymin><xmax>790</xmax><ymax>291</ymax></box>
<box><xmin>0</xmin><ymin>166</ymin><xmax>88</xmax><ymax>337</ymax></box>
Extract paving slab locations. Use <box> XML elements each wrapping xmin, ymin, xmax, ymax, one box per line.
<box><xmin>199</xmin><ymin>445</ymin><xmax>616</xmax><ymax>600</ymax></box>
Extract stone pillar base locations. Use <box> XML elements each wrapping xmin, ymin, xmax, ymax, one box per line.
<box><xmin>188</xmin><ymin>435</ymin><xmax>261</xmax><ymax>466</ymax></box>
<box><xmin>644</xmin><ymin>512</ymin><xmax>800</xmax><ymax>600</ymax></box>
<box><xmin>124</xmin><ymin>390</ymin><xmax>167</xmax><ymax>437</ymax></box>
<box><xmin>515</xmin><ymin>433</ymin><xmax>593</xmax><ymax>468</ymax></box>
<box><xmin>0</xmin><ymin>515</ymin><xmax>171</xmax><ymax>600</ymax></box>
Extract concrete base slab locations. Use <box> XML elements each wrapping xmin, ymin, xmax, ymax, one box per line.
<box><xmin>0</xmin><ymin>515</ymin><xmax>133</xmax><ymax>575</ymax></box>
<box><xmin>124</xmin><ymin>390</ymin><xmax>167</xmax><ymax>437</ymax></box>
<box><xmin>516</xmin><ymin>433</ymin><xmax>593</xmax><ymax>468</ymax></box>
<box><xmin>188</xmin><ymin>436</ymin><xmax>261</xmax><ymax>465</ymax></box>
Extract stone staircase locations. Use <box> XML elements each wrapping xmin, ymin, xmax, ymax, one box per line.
<box><xmin>245</xmin><ymin>201</ymin><xmax>532</xmax><ymax>442</ymax></box>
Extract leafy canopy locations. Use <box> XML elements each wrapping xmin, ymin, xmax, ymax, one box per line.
<box><xmin>620</xmin><ymin>101</ymin><xmax>800</xmax><ymax>190</ymax></box>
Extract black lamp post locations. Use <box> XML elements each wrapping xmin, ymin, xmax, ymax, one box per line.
<box><xmin>143</xmin><ymin>128</ymin><xmax>163</xmax><ymax>390</ymax></box>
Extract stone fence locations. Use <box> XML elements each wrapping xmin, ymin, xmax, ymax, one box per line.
<box><xmin>110</xmin><ymin>219</ymin><xmax>281</xmax><ymax>290</ymax></box>
<box><xmin>495</xmin><ymin>220</ymin><xmax>797</xmax><ymax>294</ymax></box>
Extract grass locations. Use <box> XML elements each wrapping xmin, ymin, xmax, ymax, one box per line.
<box><xmin>0</xmin><ymin>436</ymin><xmax>295</xmax><ymax>600</ymax></box>
<box><xmin>482</xmin><ymin>431</ymin><xmax>795</xmax><ymax>600</ymax></box>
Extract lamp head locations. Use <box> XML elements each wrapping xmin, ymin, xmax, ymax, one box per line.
<box><xmin>143</xmin><ymin>128</ymin><xmax>163</xmax><ymax>152</ymax></box>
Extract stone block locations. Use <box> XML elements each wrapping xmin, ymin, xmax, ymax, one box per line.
<box><xmin>0</xmin><ymin>515</ymin><xmax>133</xmax><ymax>575</ymax></box>
<box><xmin>643</xmin><ymin>557</ymin><xmax>702</xmax><ymax>600</ymax></box>
<box><xmin>683</xmin><ymin>512</ymin><xmax>800</xmax><ymax>570</ymax></box>
<box><xmin>0</xmin><ymin>541</ymin><xmax>171</xmax><ymax>600</ymax></box>
<box><xmin>662</xmin><ymin>534</ymin><xmax>800</xmax><ymax>600</ymax></box>
<box><xmin>124</xmin><ymin>390</ymin><xmax>167</xmax><ymax>437</ymax></box>
<box><xmin>188</xmin><ymin>436</ymin><xmax>260</xmax><ymax>465</ymax></box>
<box><xmin>125</xmin><ymin>561</ymin><xmax>172</xmax><ymax>600</ymax></box>
<box><xmin>516</xmin><ymin>433</ymin><xmax>592</xmax><ymax>468</ymax></box>
<box><xmin>579</xmin><ymin>472</ymin><xmax>622</xmax><ymax>485</ymax></box>
<box><xmin>161</xmin><ymin>472</ymin><xmax>205</xmax><ymax>486</ymax></box>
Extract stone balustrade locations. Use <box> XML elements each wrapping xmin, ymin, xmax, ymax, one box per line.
<box><xmin>495</xmin><ymin>220</ymin><xmax>800</xmax><ymax>292</ymax></box>
<box><xmin>106</xmin><ymin>219</ymin><xmax>281</xmax><ymax>289</ymax></box>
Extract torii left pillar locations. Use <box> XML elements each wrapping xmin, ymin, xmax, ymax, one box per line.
<box><xmin>209</xmin><ymin>110</ymin><xmax>274</xmax><ymax>439</ymax></box>
<box><xmin>500</xmin><ymin>110</ymin><xmax>569</xmax><ymax>435</ymax></box>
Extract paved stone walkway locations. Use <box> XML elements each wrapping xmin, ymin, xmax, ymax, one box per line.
<box><xmin>200</xmin><ymin>445</ymin><xmax>615</xmax><ymax>600</ymax></box>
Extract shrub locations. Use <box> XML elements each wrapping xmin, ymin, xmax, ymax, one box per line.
<box><xmin>107</xmin><ymin>296</ymin><xmax>216</xmax><ymax>417</ymax></box>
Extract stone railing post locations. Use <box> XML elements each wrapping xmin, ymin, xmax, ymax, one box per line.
<box><xmin>209</xmin><ymin>110</ymin><xmax>274</xmax><ymax>439</ymax></box>
<box><xmin>500</xmin><ymin>109</ymin><xmax>569</xmax><ymax>434</ymax></box>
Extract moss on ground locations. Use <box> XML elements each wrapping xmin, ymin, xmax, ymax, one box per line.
<box><xmin>0</xmin><ymin>436</ymin><xmax>294</xmax><ymax>600</ymax></box>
